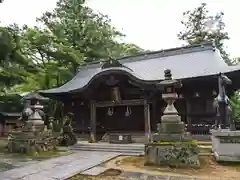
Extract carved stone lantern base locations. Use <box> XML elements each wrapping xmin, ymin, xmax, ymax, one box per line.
<box><xmin>23</xmin><ymin>120</ymin><xmax>45</xmax><ymax>133</ymax></box>
<box><xmin>153</xmin><ymin>113</ymin><xmax>191</xmax><ymax>142</ymax></box>
<box><xmin>160</xmin><ymin>115</ymin><xmax>184</xmax><ymax>132</ymax></box>
<box><xmin>152</xmin><ymin>92</ymin><xmax>188</xmax><ymax>142</ymax></box>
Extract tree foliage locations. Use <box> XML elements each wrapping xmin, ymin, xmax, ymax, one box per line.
<box><xmin>0</xmin><ymin>0</ymin><xmax>143</xmax><ymax>93</ymax></box>
<box><xmin>178</xmin><ymin>3</ymin><xmax>231</xmax><ymax>64</ymax></box>
<box><xmin>230</xmin><ymin>91</ymin><xmax>240</xmax><ymax>125</ymax></box>
<box><xmin>0</xmin><ymin>27</ymin><xmax>38</xmax><ymax>94</ymax></box>
<box><xmin>178</xmin><ymin>3</ymin><xmax>240</xmax><ymax>124</ymax></box>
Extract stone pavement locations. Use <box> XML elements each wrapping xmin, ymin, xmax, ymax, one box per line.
<box><xmin>120</xmin><ymin>171</ymin><xmax>200</xmax><ymax>180</ymax></box>
<box><xmin>0</xmin><ymin>151</ymin><xmax>121</xmax><ymax>180</ymax></box>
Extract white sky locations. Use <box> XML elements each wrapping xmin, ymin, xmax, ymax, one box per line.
<box><xmin>0</xmin><ymin>0</ymin><xmax>239</xmax><ymax>58</ymax></box>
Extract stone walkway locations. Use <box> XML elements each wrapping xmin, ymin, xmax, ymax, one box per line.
<box><xmin>0</xmin><ymin>151</ymin><xmax>121</xmax><ymax>180</ymax></box>
<box><xmin>120</xmin><ymin>171</ymin><xmax>200</xmax><ymax>180</ymax></box>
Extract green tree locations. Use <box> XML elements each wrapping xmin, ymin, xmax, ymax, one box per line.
<box><xmin>37</xmin><ymin>0</ymin><xmax>142</xmax><ymax>65</ymax></box>
<box><xmin>0</xmin><ymin>26</ymin><xmax>38</xmax><ymax>94</ymax></box>
<box><xmin>230</xmin><ymin>91</ymin><xmax>240</xmax><ymax>127</ymax></box>
<box><xmin>178</xmin><ymin>3</ymin><xmax>231</xmax><ymax>64</ymax></box>
<box><xmin>9</xmin><ymin>0</ymin><xmax>143</xmax><ymax>92</ymax></box>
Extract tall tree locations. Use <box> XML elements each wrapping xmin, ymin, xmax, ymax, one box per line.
<box><xmin>37</xmin><ymin>0</ymin><xmax>142</xmax><ymax>65</ymax></box>
<box><xmin>9</xmin><ymin>0</ymin><xmax>143</xmax><ymax>92</ymax></box>
<box><xmin>0</xmin><ymin>26</ymin><xmax>38</xmax><ymax>94</ymax></box>
<box><xmin>178</xmin><ymin>3</ymin><xmax>231</xmax><ymax>64</ymax></box>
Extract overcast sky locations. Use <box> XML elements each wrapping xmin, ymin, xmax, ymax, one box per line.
<box><xmin>0</xmin><ymin>0</ymin><xmax>239</xmax><ymax>58</ymax></box>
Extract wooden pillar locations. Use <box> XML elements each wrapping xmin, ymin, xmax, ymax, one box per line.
<box><xmin>144</xmin><ymin>100</ymin><xmax>151</xmax><ymax>142</ymax></box>
<box><xmin>151</xmin><ymin>99</ymin><xmax>157</xmax><ymax>131</ymax></box>
<box><xmin>186</xmin><ymin>99</ymin><xmax>192</xmax><ymax>133</ymax></box>
<box><xmin>0</xmin><ymin>123</ymin><xmax>3</xmax><ymax>137</ymax></box>
<box><xmin>90</xmin><ymin>101</ymin><xmax>96</xmax><ymax>142</ymax></box>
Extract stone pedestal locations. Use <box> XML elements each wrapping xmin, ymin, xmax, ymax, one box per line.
<box><xmin>8</xmin><ymin>119</ymin><xmax>56</xmax><ymax>154</ymax></box>
<box><xmin>145</xmin><ymin>69</ymin><xmax>200</xmax><ymax>168</ymax></box>
<box><xmin>145</xmin><ymin>142</ymin><xmax>200</xmax><ymax>168</ymax></box>
<box><xmin>211</xmin><ymin>129</ymin><xmax>240</xmax><ymax>162</ymax></box>
<box><xmin>152</xmin><ymin>114</ymin><xmax>188</xmax><ymax>142</ymax></box>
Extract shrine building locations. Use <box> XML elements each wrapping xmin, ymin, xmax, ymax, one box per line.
<box><xmin>39</xmin><ymin>42</ymin><xmax>240</xmax><ymax>142</ymax></box>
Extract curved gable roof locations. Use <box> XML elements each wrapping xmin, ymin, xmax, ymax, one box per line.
<box><xmin>39</xmin><ymin>42</ymin><xmax>240</xmax><ymax>95</ymax></box>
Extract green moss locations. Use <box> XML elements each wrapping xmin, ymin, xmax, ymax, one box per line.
<box><xmin>150</xmin><ymin>140</ymin><xmax>198</xmax><ymax>146</ymax></box>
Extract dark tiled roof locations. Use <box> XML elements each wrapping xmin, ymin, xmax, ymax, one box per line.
<box><xmin>20</xmin><ymin>92</ymin><xmax>49</xmax><ymax>101</ymax></box>
<box><xmin>39</xmin><ymin>42</ymin><xmax>240</xmax><ymax>94</ymax></box>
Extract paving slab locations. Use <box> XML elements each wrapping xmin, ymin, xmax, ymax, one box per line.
<box><xmin>0</xmin><ymin>151</ymin><xmax>120</xmax><ymax>180</ymax></box>
<box><xmin>18</xmin><ymin>174</ymin><xmax>55</xmax><ymax>180</ymax></box>
<box><xmin>120</xmin><ymin>171</ymin><xmax>200</xmax><ymax>180</ymax></box>
<box><xmin>40</xmin><ymin>152</ymin><xmax>120</xmax><ymax>180</ymax></box>
<box><xmin>121</xmin><ymin>171</ymin><xmax>145</xmax><ymax>179</ymax></box>
<box><xmin>168</xmin><ymin>177</ymin><xmax>199</xmax><ymax>180</ymax></box>
<box><xmin>146</xmin><ymin>175</ymin><xmax>169</xmax><ymax>180</ymax></box>
<box><xmin>81</xmin><ymin>166</ymin><xmax>108</xmax><ymax>176</ymax></box>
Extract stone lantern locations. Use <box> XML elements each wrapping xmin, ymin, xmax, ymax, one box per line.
<box><xmin>152</xmin><ymin>69</ymin><xmax>187</xmax><ymax>142</ymax></box>
<box><xmin>145</xmin><ymin>70</ymin><xmax>199</xmax><ymax>168</ymax></box>
<box><xmin>7</xmin><ymin>93</ymin><xmax>52</xmax><ymax>154</ymax></box>
<box><xmin>22</xmin><ymin>93</ymin><xmax>45</xmax><ymax>133</ymax></box>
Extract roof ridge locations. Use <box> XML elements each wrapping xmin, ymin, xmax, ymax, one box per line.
<box><xmin>79</xmin><ymin>41</ymin><xmax>216</xmax><ymax>69</ymax></box>
<box><xmin>118</xmin><ymin>41</ymin><xmax>215</xmax><ymax>61</ymax></box>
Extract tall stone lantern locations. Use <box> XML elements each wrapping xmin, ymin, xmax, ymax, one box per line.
<box><xmin>152</xmin><ymin>69</ymin><xmax>186</xmax><ymax>142</ymax></box>
<box><xmin>22</xmin><ymin>94</ymin><xmax>45</xmax><ymax>133</ymax></box>
<box><xmin>145</xmin><ymin>69</ymin><xmax>199</xmax><ymax>168</ymax></box>
<box><xmin>7</xmin><ymin>93</ymin><xmax>50</xmax><ymax>154</ymax></box>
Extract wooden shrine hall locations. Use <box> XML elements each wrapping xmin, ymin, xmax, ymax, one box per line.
<box><xmin>40</xmin><ymin>42</ymin><xmax>240</xmax><ymax>142</ymax></box>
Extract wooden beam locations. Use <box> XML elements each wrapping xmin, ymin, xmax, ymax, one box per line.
<box><xmin>186</xmin><ymin>99</ymin><xmax>192</xmax><ymax>133</ymax></box>
<box><xmin>144</xmin><ymin>100</ymin><xmax>151</xmax><ymax>142</ymax></box>
<box><xmin>95</xmin><ymin>99</ymin><xmax>145</xmax><ymax>107</ymax></box>
<box><xmin>151</xmin><ymin>99</ymin><xmax>157</xmax><ymax>131</ymax></box>
<box><xmin>90</xmin><ymin>100</ymin><xmax>96</xmax><ymax>142</ymax></box>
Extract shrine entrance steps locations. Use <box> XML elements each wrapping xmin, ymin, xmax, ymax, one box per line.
<box><xmin>100</xmin><ymin>132</ymin><xmax>211</xmax><ymax>142</ymax></box>
<box><xmin>75</xmin><ymin>132</ymin><xmax>211</xmax><ymax>142</ymax></box>
<box><xmin>70</xmin><ymin>141</ymin><xmax>145</xmax><ymax>156</ymax></box>
<box><xmin>72</xmin><ymin>132</ymin><xmax>211</xmax><ymax>155</ymax></box>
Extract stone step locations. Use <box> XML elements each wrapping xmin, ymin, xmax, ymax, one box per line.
<box><xmin>199</xmin><ymin>152</ymin><xmax>213</xmax><ymax>156</ymax></box>
<box><xmin>75</xmin><ymin>141</ymin><xmax>144</xmax><ymax>147</ymax></box>
<box><xmin>71</xmin><ymin>147</ymin><xmax>144</xmax><ymax>155</ymax></box>
<box><xmin>72</xmin><ymin>144</ymin><xmax>144</xmax><ymax>151</ymax></box>
<box><xmin>71</xmin><ymin>145</ymin><xmax>143</xmax><ymax>151</ymax></box>
<box><xmin>73</xmin><ymin>147</ymin><xmax>144</xmax><ymax>151</ymax></box>
<box><xmin>72</xmin><ymin>145</ymin><xmax>144</xmax><ymax>152</ymax></box>
<box><xmin>197</xmin><ymin>141</ymin><xmax>212</xmax><ymax>145</ymax></box>
<box><xmin>76</xmin><ymin>144</ymin><xmax>144</xmax><ymax>148</ymax></box>
<box><xmin>71</xmin><ymin>142</ymin><xmax>145</xmax><ymax>154</ymax></box>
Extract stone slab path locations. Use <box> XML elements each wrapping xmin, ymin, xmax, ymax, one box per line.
<box><xmin>0</xmin><ymin>151</ymin><xmax>121</xmax><ymax>180</ymax></box>
<box><xmin>81</xmin><ymin>166</ymin><xmax>108</xmax><ymax>176</ymax></box>
<box><xmin>120</xmin><ymin>171</ymin><xmax>200</xmax><ymax>180</ymax></box>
